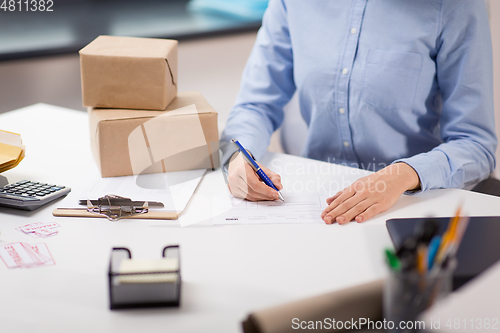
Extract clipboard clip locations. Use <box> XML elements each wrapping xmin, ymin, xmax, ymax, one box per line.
<box><xmin>86</xmin><ymin>195</ymin><xmax>149</xmax><ymax>221</ymax></box>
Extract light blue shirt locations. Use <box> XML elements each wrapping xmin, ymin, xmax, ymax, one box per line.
<box><xmin>220</xmin><ymin>0</ymin><xmax>497</xmax><ymax>192</ymax></box>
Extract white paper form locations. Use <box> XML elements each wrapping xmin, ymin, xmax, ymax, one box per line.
<box><xmin>59</xmin><ymin>169</ymin><xmax>206</xmax><ymax>214</ymax></box>
<box><xmin>212</xmin><ymin>193</ymin><xmax>330</xmax><ymax>225</ymax></box>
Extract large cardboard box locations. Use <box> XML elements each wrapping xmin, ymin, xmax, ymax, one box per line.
<box><xmin>89</xmin><ymin>92</ymin><xmax>220</xmax><ymax>177</ymax></box>
<box><xmin>80</xmin><ymin>35</ymin><xmax>178</xmax><ymax>110</ymax></box>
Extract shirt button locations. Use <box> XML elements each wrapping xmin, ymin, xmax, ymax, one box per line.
<box><xmin>339</xmin><ymin>108</ymin><xmax>345</xmax><ymax>114</ymax></box>
<box><xmin>350</xmin><ymin>28</ymin><xmax>357</xmax><ymax>34</ymax></box>
<box><xmin>342</xmin><ymin>68</ymin><xmax>348</xmax><ymax>75</ymax></box>
<box><xmin>343</xmin><ymin>141</ymin><xmax>350</xmax><ymax>148</ymax></box>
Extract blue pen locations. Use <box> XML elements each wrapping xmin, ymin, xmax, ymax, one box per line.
<box><xmin>428</xmin><ymin>235</ymin><xmax>442</xmax><ymax>269</ymax></box>
<box><xmin>231</xmin><ymin>138</ymin><xmax>285</xmax><ymax>202</ymax></box>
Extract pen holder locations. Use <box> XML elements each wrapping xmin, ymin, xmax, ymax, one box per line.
<box><xmin>383</xmin><ymin>259</ymin><xmax>456</xmax><ymax>333</ymax></box>
<box><xmin>108</xmin><ymin>245</ymin><xmax>181</xmax><ymax>310</ymax></box>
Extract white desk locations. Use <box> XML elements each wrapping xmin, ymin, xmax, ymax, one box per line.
<box><xmin>1</xmin><ymin>104</ymin><xmax>500</xmax><ymax>333</ymax></box>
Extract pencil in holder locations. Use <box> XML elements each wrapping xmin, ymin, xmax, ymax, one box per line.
<box><xmin>108</xmin><ymin>245</ymin><xmax>181</xmax><ymax>309</ymax></box>
<box><xmin>383</xmin><ymin>258</ymin><xmax>456</xmax><ymax>333</ymax></box>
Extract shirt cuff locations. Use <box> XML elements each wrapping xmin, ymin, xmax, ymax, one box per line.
<box><xmin>220</xmin><ymin>143</ymin><xmax>239</xmax><ymax>174</ymax></box>
<box><xmin>393</xmin><ymin>151</ymin><xmax>446</xmax><ymax>194</ymax></box>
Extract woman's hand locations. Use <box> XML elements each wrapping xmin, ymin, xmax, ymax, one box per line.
<box><xmin>227</xmin><ymin>152</ymin><xmax>283</xmax><ymax>201</ymax></box>
<box><xmin>321</xmin><ymin>163</ymin><xmax>420</xmax><ymax>224</ymax></box>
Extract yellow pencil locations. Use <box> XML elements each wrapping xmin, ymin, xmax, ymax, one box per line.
<box><xmin>417</xmin><ymin>244</ymin><xmax>428</xmax><ymax>275</ymax></box>
<box><xmin>435</xmin><ymin>206</ymin><xmax>461</xmax><ymax>266</ymax></box>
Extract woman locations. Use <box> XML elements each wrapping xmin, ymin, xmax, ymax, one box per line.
<box><xmin>221</xmin><ymin>0</ymin><xmax>496</xmax><ymax>224</ymax></box>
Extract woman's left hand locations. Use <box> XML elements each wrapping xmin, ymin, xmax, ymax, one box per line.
<box><xmin>321</xmin><ymin>163</ymin><xmax>420</xmax><ymax>224</ymax></box>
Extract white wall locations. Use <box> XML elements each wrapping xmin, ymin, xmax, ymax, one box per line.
<box><xmin>177</xmin><ymin>33</ymin><xmax>257</xmax><ymax>131</ymax></box>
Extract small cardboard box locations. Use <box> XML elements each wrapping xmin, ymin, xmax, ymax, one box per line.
<box><xmin>80</xmin><ymin>35</ymin><xmax>178</xmax><ymax>110</ymax></box>
<box><xmin>89</xmin><ymin>92</ymin><xmax>220</xmax><ymax>177</ymax></box>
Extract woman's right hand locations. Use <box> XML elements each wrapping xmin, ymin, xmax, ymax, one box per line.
<box><xmin>227</xmin><ymin>152</ymin><xmax>283</xmax><ymax>201</ymax></box>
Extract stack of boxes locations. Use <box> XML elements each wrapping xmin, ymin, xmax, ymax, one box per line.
<box><xmin>80</xmin><ymin>35</ymin><xmax>220</xmax><ymax>177</ymax></box>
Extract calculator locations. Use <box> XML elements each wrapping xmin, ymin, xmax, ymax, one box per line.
<box><xmin>0</xmin><ymin>180</ymin><xmax>71</xmax><ymax>211</ymax></box>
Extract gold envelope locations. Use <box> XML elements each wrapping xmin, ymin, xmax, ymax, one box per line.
<box><xmin>0</xmin><ymin>130</ymin><xmax>25</xmax><ymax>173</ymax></box>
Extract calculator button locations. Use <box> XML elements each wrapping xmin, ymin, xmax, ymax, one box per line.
<box><xmin>57</xmin><ymin>186</ymin><xmax>66</xmax><ymax>189</ymax></box>
<box><xmin>17</xmin><ymin>180</ymin><xmax>29</xmax><ymax>184</ymax></box>
<box><xmin>51</xmin><ymin>187</ymin><xmax>61</xmax><ymax>191</ymax></box>
<box><xmin>35</xmin><ymin>192</ymin><xmax>45</xmax><ymax>196</ymax></box>
<box><xmin>26</xmin><ymin>191</ymin><xmax>35</xmax><ymax>195</ymax></box>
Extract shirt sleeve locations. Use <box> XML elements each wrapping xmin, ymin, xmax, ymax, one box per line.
<box><xmin>220</xmin><ymin>0</ymin><xmax>296</xmax><ymax>167</ymax></box>
<box><xmin>395</xmin><ymin>0</ymin><xmax>497</xmax><ymax>192</ymax></box>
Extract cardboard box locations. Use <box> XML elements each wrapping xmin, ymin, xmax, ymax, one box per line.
<box><xmin>89</xmin><ymin>92</ymin><xmax>220</xmax><ymax>177</ymax></box>
<box><xmin>80</xmin><ymin>35</ymin><xmax>178</xmax><ymax>110</ymax></box>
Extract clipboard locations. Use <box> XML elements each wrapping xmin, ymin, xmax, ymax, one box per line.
<box><xmin>52</xmin><ymin>208</ymin><xmax>179</xmax><ymax>220</ymax></box>
<box><xmin>52</xmin><ymin>169</ymin><xmax>206</xmax><ymax>221</ymax></box>
<box><xmin>52</xmin><ymin>194</ymin><xmax>179</xmax><ymax>220</ymax></box>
